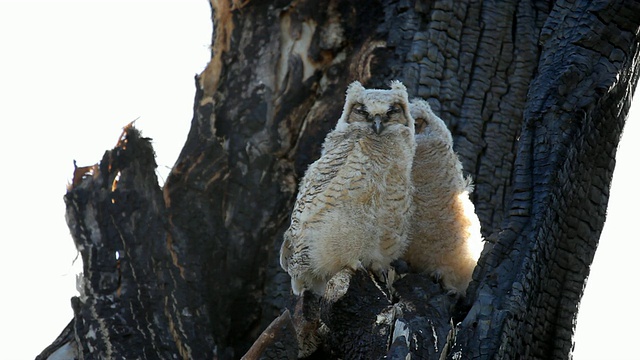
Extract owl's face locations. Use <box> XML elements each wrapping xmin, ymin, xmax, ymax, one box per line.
<box><xmin>347</xmin><ymin>101</ymin><xmax>407</xmax><ymax>135</ymax></box>
<box><xmin>336</xmin><ymin>81</ymin><xmax>415</xmax><ymax>135</ymax></box>
<box><xmin>410</xmin><ymin>98</ymin><xmax>453</xmax><ymax>145</ymax></box>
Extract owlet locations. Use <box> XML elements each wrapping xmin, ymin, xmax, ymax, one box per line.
<box><xmin>404</xmin><ymin>99</ymin><xmax>484</xmax><ymax>295</ymax></box>
<box><xmin>280</xmin><ymin>80</ymin><xmax>417</xmax><ymax>295</ymax></box>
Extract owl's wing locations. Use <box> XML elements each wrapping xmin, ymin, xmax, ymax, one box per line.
<box><xmin>279</xmin><ymin>232</ymin><xmax>293</xmax><ymax>270</ymax></box>
<box><xmin>280</xmin><ymin>131</ymin><xmax>354</xmax><ymax>275</ymax></box>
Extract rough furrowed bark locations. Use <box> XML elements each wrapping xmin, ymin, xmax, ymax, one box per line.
<box><xmin>241</xmin><ymin>310</ymin><xmax>299</xmax><ymax>360</ymax></box>
<box><xmin>39</xmin><ymin>126</ymin><xmax>217</xmax><ymax>359</ymax></box>
<box><xmin>401</xmin><ymin>0</ymin><xmax>549</xmax><ymax>236</ymax></box>
<box><xmin>251</xmin><ymin>268</ymin><xmax>459</xmax><ymax>360</ymax></box>
<box><xmin>455</xmin><ymin>1</ymin><xmax>640</xmax><ymax>359</ymax></box>
<box><xmin>320</xmin><ymin>269</ymin><xmax>395</xmax><ymax>359</ymax></box>
<box><xmin>388</xmin><ymin>273</ymin><xmax>459</xmax><ymax>359</ymax></box>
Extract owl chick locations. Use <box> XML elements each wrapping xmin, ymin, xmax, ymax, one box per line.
<box><xmin>280</xmin><ymin>80</ymin><xmax>417</xmax><ymax>296</ymax></box>
<box><xmin>404</xmin><ymin>99</ymin><xmax>483</xmax><ymax>295</ymax></box>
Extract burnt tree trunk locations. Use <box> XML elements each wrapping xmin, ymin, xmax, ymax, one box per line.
<box><xmin>38</xmin><ymin>0</ymin><xmax>640</xmax><ymax>359</ymax></box>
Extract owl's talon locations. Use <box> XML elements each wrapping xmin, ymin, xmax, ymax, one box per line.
<box><xmin>431</xmin><ymin>270</ymin><xmax>442</xmax><ymax>283</ymax></box>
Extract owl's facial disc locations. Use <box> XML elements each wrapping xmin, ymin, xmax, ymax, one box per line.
<box><xmin>349</xmin><ymin>101</ymin><xmax>409</xmax><ymax>134</ymax></box>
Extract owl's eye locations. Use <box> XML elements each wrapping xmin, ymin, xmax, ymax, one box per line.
<box><xmin>387</xmin><ymin>104</ymin><xmax>401</xmax><ymax>115</ymax></box>
<box><xmin>354</xmin><ymin>104</ymin><xmax>368</xmax><ymax>116</ymax></box>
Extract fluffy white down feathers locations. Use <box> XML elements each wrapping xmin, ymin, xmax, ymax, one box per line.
<box><xmin>280</xmin><ymin>82</ymin><xmax>483</xmax><ymax>296</ymax></box>
<box><xmin>280</xmin><ymin>80</ymin><xmax>416</xmax><ymax>295</ymax></box>
<box><xmin>404</xmin><ymin>99</ymin><xmax>483</xmax><ymax>295</ymax></box>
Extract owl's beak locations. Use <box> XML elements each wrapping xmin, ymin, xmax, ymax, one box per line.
<box><xmin>372</xmin><ymin>115</ymin><xmax>384</xmax><ymax>134</ymax></box>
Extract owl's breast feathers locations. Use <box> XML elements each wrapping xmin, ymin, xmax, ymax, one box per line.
<box><xmin>319</xmin><ymin>125</ymin><xmax>414</xmax><ymax>205</ymax></box>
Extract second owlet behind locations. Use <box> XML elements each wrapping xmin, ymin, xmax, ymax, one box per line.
<box><xmin>280</xmin><ymin>80</ymin><xmax>417</xmax><ymax>296</ymax></box>
<box><xmin>404</xmin><ymin>99</ymin><xmax>484</xmax><ymax>295</ymax></box>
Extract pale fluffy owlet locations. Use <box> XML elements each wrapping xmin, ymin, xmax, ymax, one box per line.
<box><xmin>280</xmin><ymin>80</ymin><xmax>417</xmax><ymax>296</ymax></box>
<box><xmin>404</xmin><ymin>99</ymin><xmax>484</xmax><ymax>295</ymax></box>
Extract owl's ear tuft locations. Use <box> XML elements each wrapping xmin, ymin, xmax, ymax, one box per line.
<box><xmin>389</xmin><ymin>80</ymin><xmax>409</xmax><ymax>106</ymax></box>
<box><xmin>389</xmin><ymin>80</ymin><xmax>407</xmax><ymax>93</ymax></box>
<box><xmin>337</xmin><ymin>81</ymin><xmax>366</xmax><ymax>129</ymax></box>
<box><xmin>346</xmin><ymin>81</ymin><xmax>365</xmax><ymax>98</ymax></box>
<box><xmin>409</xmin><ymin>98</ymin><xmax>434</xmax><ymax>122</ymax></box>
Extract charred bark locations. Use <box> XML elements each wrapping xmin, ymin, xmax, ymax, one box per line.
<box><xmin>39</xmin><ymin>0</ymin><xmax>640</xmax><ymax>359</ymax></box>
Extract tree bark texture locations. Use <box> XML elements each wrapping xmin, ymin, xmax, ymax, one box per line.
<box><xmin>39</xmin><ymin>0</ymin><xmax>640</xmax><ymax>359</ymax></box>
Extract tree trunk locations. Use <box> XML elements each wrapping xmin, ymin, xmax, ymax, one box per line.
<box><xmin>38</xmin><ymin>0</ymin><xmax>640</xmax><ymax>359</ymax></box>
